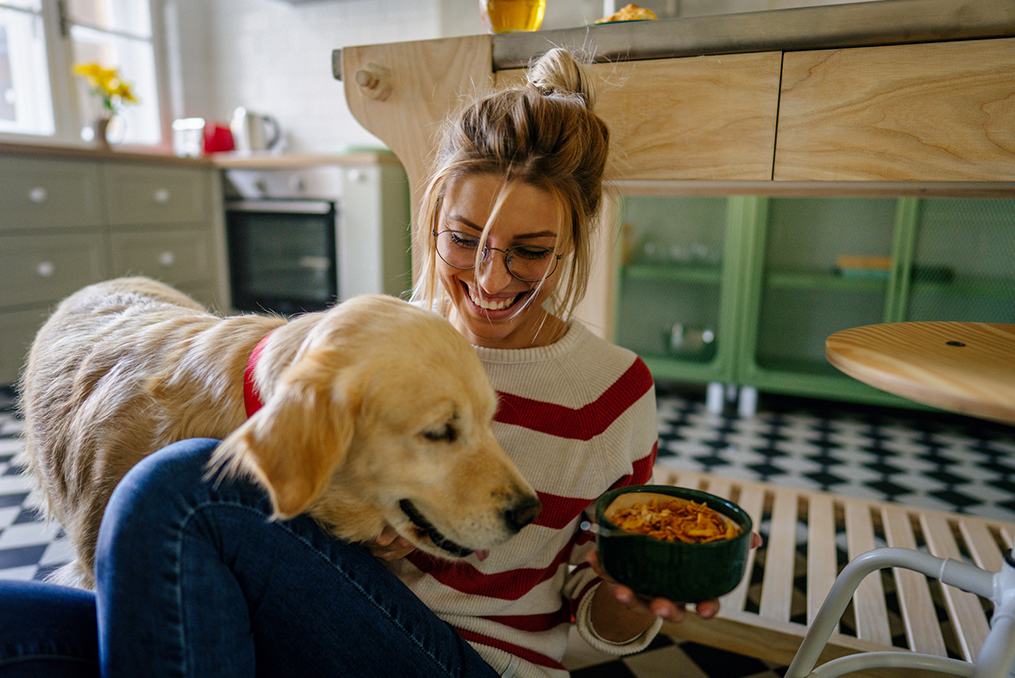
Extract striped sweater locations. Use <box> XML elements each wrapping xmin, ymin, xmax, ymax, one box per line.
<box><xmin>388</xmin><ymin>321</ymin><xmax>661</xmax><ymax>677</ymax></box>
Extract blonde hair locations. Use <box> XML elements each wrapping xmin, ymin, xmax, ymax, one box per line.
<box><xmin>411</xmin><ymin>48</ymin><xmax>610</xmax><ymax>326</ymax></box>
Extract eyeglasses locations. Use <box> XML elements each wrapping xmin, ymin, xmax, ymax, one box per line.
<box><xmin>433</xmin><ymin>229</ymin><xmax>562</xmax><ymax>283</ymax></box>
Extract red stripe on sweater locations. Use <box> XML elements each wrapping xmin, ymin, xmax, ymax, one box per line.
<box><xmin>613</xmin><ymin>440</ymin><xmax>657</xmax><ymax>489</ymax></box>
<box><xmin>533</xmin><ymin>442</ymin><xmax>657</xmax><ymax>529</ymax></box>
<box><xmin>479</xmin><ymin>604</ymin><xmax>572</xmax><ymax>633</ymax></box>
<box><xmin>494</xmin><ymin>358</ymin><xmax>653</xmax><ymax>440</ymax></box>
<box><xmin>456</xmin><ymin>628</ymin><xmax>567</xmax><ymax>672</ymax></box>
<box><xmin>406</xmin><ymin>540</ymin><xmax>571</xmax><ymax>601</ymax></box>
<box><xmin>575</xmin><ymin>528</ymin><xmax>595</xmax><ymax>547</ymax></box>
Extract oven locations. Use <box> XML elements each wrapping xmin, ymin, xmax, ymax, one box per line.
<box><xmin>225</xmin><ymin>198</ymin><xmax>338</xmax><ymax>315</ymax></box>
<box><xmin>221</xmin><ymin>162</ymin><xmax>412</xmax><ymax>317</ymax></box>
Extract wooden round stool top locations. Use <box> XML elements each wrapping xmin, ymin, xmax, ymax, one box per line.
<box><xmin>825</xmin><ymin>322</ymin><xmax>1015</xmax><ymax>426</ymax></box>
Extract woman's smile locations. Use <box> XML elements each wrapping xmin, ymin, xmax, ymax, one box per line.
<box><xmin>466</xmin><ymin>285</ymin><xmax>523</xmax><ymax>313</ymax></box>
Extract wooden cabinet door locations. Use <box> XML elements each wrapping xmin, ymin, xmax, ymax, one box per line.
<box><xmin>775</xmin><ymin>38</ymin><xmax>1015</xmax><ymax>182</ymax></box>
<box><xmin>594</xmin><ymin>52</ymin><xmax>781</xmax><ymax>181</ymax></box>
<box><xmin>496</xmin><ymin>52</ymin><xmax>782</xmax><ymax>182</ymax></box>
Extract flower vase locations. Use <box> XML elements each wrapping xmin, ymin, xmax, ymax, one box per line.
<box><xmin>94</xmin><ymin>116</ymin><xmax>113</xmax><ymax>151</ymax></box>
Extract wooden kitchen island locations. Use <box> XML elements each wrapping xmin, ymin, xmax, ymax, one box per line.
<box><xmin>333</xmin><ymin>0</ymin><xmax>1015</xmax><ymax>410</ymax></box>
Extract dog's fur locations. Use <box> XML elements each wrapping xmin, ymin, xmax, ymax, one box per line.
<box><xmin>19</xmin><ymin>277</ymin><xmax>540</xmax><ymax>589</ymax></box>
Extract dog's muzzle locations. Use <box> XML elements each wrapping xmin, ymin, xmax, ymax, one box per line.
<box><xmin>399</xmin><ymin>494</ymin><xmax>541</xmax><ymax>559</ymax></box>
<box><xmin>399</xmin><ymin>499</ymin><xmax>475</xmax><ymax>558</ymax></box>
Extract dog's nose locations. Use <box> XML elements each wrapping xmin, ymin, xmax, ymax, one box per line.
<box><xmin>504</xmin><ymin>495</ymin><xmax>541</xmax><ymax>533</ymax></box>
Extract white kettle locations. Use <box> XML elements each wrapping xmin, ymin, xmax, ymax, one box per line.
<box><xmin>230</xmin><ymin>107</ymin><xmax>282</xmax><ymax>153</ymax></box>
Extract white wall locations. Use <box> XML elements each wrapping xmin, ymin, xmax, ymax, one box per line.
<box><xmin>171</xmin><ymin>0</ymin><xmax>608</xmax><ymax>154</ymax></box>
<box><xmin>169</xmin><ymin>0</ymin><xmax>444</xmax><ymax>153</ymax></box>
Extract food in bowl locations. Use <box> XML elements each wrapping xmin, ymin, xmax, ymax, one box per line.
<box><xmin>596</xmin><ymin>485</ymin><xmax>752</xmax><ymax>602</ymax></box>
<box><xmin>595</xmin><ymin>3</ymin><xmax>658</xmax><ymax>23</ymax></box>
<box><xmin>610</xmin><ymin>496</ymin><xmax>742</xmax><ymax>544</ymax></box>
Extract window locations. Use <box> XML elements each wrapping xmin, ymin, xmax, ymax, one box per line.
<box><xmin>0</xmin><ymin>0</ymin><xmax>54</xmax><ymax>136</ymax></box>
<box><xmin>0</xmin><ymin>0</ymin><xmax>164</xmax><ymax>147</ymax></box>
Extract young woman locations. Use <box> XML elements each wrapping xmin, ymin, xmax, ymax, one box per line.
<box><xmin>0</xmin><ymin>48</ymin><xmax>732</xmax><ymax>678</ymax></box>
<box><xmin>376</xmin><ymin>47</ymin><xmax>705</xmax><ymax>673</ymax></box>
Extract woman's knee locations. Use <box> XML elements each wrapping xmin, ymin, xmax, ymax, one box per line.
<box><xmin>95</xmin><ymin>439</ymin><xmax>224</xmax><ymax>569</ymax></box>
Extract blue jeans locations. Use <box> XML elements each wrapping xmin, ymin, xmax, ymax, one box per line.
<box><xmin>2</xmin><ymin>439</ymin><xmax>500</xmax><ymax>678</ymax></box>
<box><xmin>0</xmin><ymin>580</ymin><xmax>98</xmax><ymax>677</ymax></box>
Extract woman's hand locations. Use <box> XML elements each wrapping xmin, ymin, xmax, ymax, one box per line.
<box><xmin>585</xmin><ymin>551</ymin><xmax>709</xmax><ymax>630</ymax></box>
<box><xmin>365</xmin><ymin>525</ymin><xmax>416</xmax><ymax>561</ymax></box>
<box><xmin>586</xmin><ymin>531</ymin><xmax>763</xmax><ymax>637</ymax></box>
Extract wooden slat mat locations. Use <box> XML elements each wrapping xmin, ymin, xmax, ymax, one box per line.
<box><xmin>652</xmin><ymin>467</ymin><xmax>1014</xmax><ymax>677</ymax></box>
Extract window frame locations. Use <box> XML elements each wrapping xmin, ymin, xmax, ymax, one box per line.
<box><xmin>0</xmin><ymin>0</ymin><xmax>171</xmax><ymax>151</ymax></box>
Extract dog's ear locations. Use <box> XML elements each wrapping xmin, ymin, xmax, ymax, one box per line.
<box><xmin>214</xmin><ymin>352</ymin><xmax>358</xmax><ymax>519</ymax></box>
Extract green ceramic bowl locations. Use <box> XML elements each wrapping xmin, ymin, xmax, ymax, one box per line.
<box><xmin>595</xmin><ymin>485</ymin><xmax>753</xmax><ymax>603</ymax></box>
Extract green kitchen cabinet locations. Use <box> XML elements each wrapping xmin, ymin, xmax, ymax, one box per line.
<box><xmin>612</xmin><ymin>192</ymin><xmax>1015</xmax><ymax>412</ymax></box>
<box><xmin>613</xmin><ymin>196</ymin><xmax>744</xmax><ymax>388</ymax></box>
<box><xmin>737</xmin><ymin>196</ymin><xmax>905</xmax><ymax>405</ymax></box>
<box><xmin>900</xmin><ymin>198</ymin><xmax>1015</xmax><ymax>324</ymax></box>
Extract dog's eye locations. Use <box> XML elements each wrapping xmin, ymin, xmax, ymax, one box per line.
<box><xmin>422</xmin><ymin>424</ymin><xmax>457</xmax><ymax>443</ymax></box>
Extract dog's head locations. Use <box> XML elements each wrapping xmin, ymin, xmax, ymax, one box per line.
<box><xmin>213</xmin><ymin>295</ymin><xmax>541</xmax><ymax>560</ymax></box>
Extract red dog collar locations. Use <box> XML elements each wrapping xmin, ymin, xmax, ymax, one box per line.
<box><xmin>243</xmin><ymin>335</ymin><xmax>271</xmax><ymax>417</ymax></box>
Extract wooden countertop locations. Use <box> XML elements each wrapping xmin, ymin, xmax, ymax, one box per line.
<box><xmin>1</xmin><ymin>143</ymin><xmax>401</xmax><ymax>170</ymax></box>
<box><xmin>492</xmin><ymin>0</ymin><xmax>1015</xmax><ymax>69</ymax></box>
<box><xmin>209</xmin><ymin>150</ymin><xmax>401</xmax><ymax>169</ymax></box>
<box><xmin>333</xmin><ymin>0</ymin><xmax>1015</xmax><ymax>80</ymax></box>
<box><xmin>0</xmin><ymin>141</ymin><xmax>212</xmax><ymax>166</ymax></box>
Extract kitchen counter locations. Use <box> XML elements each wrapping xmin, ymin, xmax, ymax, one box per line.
<box><xmin>0</xmin><ymin>141</ymin><xmax>212</xmax><ymax>166</ymax></box>
<box><xmin>0</xmin><ymin>143</ymin><xmax>402</xmax><ymax>170</ymax></box>
<box><xmin>333</xmin><ymin>0</ymin><xmax>1015</xmax><ymax>80</ymax></box>
<box><xmin>491</xmin><ymin>0</ymin><xmax>1015</xmax><ymax>68</ymax></box>
<box><xmin>209</xmin><ymin>150</ymin><xmax>401</xmax><ymax>169</ymax></box>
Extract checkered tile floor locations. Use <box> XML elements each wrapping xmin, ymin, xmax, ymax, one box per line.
<box><xmin>3</xmin><ymin>384</ymin><xmax>1014</xmax><ymax>677</ymax></box>
<box><xmin>653</xmin><ymin>384</ymin><xmax>1015</xmax><ymax>525</ymax></box>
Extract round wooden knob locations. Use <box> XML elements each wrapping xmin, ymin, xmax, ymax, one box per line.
<box><xmin>354</xmin><ymin>62</ymin><xmax>393</xmax><ymax>101</ymax></box>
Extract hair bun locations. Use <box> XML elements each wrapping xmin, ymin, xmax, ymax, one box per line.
<box><xmin>526</xmin><ymin>48</ymin><xmax>596</xmax><ymax>109</ymax></box>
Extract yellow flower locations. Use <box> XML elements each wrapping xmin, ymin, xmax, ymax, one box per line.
<box><xmin>73</xmin><ymin>62</ymin><xmax>140</xmax><ymax>113</ymax></box>
<box><xmin>113</xmin><ymin>81</ymin><xmax>138</xmax><ymax>104</ymax></box>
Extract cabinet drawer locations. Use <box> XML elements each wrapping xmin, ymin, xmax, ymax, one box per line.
<box><xmin>1</xmin><ymin>233</ymin><xmax>108</xmax><ymax>308</ymax></box>
<box><xmin>0</xmin><ymin>156</ymin><xmax>104</xmax><ymax>231</ymax></box>
<box><xmin>104</xmin><ymin>163</ymin><xmax>211</xmax><ymax>226</ymax></box>
<box><xmin>0</xmin><ymin>307</ymin><xmax>52</xmax><ymax>386</ymax></box>
<box><xmin>775</xmin><ymin>38</ymin><xmax>1015</xmax><ymax>182</ymax></box>
<box><xmin>108</xmin><ymin>228</ymin><xmax>213</xmax><ymax>286</ymax></box>
<box><xmin>496</xmin><ymin>51</ymin><xmax>782</xmax><ymax>181</ymax></box>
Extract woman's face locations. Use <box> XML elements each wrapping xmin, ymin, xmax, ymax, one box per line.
<box><xmin>436</xmin><ymin>173</ymin><xmax>567</xmax><ymax>349</ymax></box>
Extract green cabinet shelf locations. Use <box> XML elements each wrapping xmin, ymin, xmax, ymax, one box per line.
<box><xmin>765</xmin><ymin>269</ymin><xmax>890</xmax><ymax>292</ymax></box>
<box><xmin>611</xmin><ymin>192</ymin><xmax>1015</xmax><ymax>412</ymax></box>
<box><xmin>624</xmin><ymin>262</ymin><xmax>723</xmax><ymax>285</ymax></box>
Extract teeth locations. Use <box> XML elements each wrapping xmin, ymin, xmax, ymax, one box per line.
<box><xmin>470</xmin><ymin>289</ymin><xmax>514</xmax><ymax>311</ymax></box>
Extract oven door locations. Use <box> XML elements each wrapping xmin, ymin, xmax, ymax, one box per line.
<box><xmin>225</xmin><ymin>199</ymin><xmax>338</xmax><ymax>315</ymax></box>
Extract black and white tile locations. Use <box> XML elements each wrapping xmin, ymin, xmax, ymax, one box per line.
<box><xmin>653</xmin><ymin>383</ymin><xmax>1015</xmax><ymax>525</ymax></box>
<box><xmin>2</xmin><ymin>383</ymin><xmax>1013</xmax><ymax>678</ymax></box>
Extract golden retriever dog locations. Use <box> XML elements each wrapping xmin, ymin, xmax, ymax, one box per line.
<box><xmin>19</xmin><ymin>277</ymin><xmax>540</xmax><ymax>589</ymax></box>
